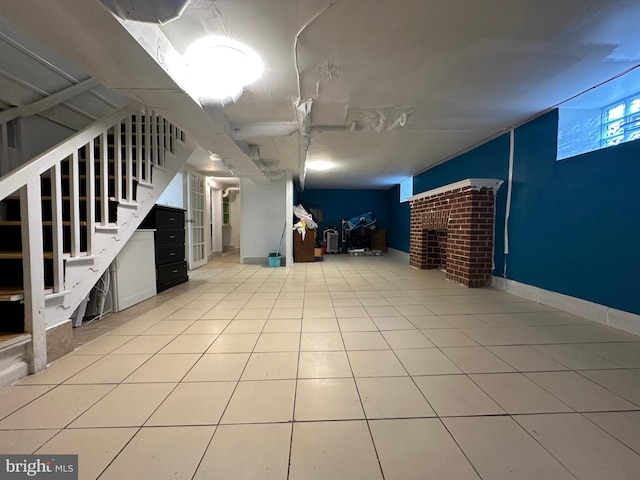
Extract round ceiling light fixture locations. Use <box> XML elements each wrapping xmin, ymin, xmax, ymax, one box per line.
<box><xmin>306</xmin><ymin>160</ymin><xmax>334</xmax><ymax>171</ymax></box>
<box><xmin>185</xmin><ymin>36</ymin><xmax>263</xmax><ymax>105</ymax></box>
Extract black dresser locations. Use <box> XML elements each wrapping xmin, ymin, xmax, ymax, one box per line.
<box><xmin>140</xmin><ymin>205</ymin><xmax>188</xmax><ymax>292</ymax></box>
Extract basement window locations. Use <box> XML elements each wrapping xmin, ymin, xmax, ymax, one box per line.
<box><xmin>400</xmin><ymin>176</ymin><xmax>413</xmax><ymax>202</ymax></box>
<box><xmin>557</xmin><ymin>68</ymin><xmax>640</xmax><ymax>160</ymax></box>
<box><xmin>601</xmin><ymin>94</ymin><xmax>640</xmax><ymax>147</ymax></box>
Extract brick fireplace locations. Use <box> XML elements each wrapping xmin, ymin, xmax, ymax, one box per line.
<box><xmin>409</xmin><ymin>179</ymin><xmax>503</xmax><ymax>287</ymax></box>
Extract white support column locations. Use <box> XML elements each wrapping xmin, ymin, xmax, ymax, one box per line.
<box><xmin>20</xmin><ymin>178</ymin><xmax>47</xmax><ymax>373</ymax></box>
<box><xmin>285</xmin><ymin>171</ymin><xmax>294</xmax><ymax>267</ymax></box>
<box><xmin>50</xmin><ymin>163</ymin><xmax>64</xmax><ymax>292</ymax></box>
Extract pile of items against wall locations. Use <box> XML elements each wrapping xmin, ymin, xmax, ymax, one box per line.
<box><xmin>294</xmin><ymin>205</ymin><xmax>384</xmax><ymax>257</ymax></box>
<box><xmin>340</xmin><ymin>211</ymin><xmax>382</xmax><ymax>256</ymax></box>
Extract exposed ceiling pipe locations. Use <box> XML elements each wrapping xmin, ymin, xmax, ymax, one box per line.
<box><xmin>293</xmin><ymin>0</ymin><xmax>338</xmax><ymax>191</ymax></box>
<box><xmin>232</xmin><ymin>122</ymin><xmax>298</xmax><ymax>140</ymax></box>
<box><xmin>293</xmin><ymin>0</ymin><xmax>337</xmax><ymax>102</ymax></box>
<box><xmin>296</xmin><ymin>98</ymin><xmax>313</xmax><ymax>191</ymax></box>
<box><xmin>223</xmin><ymin>186</ymin><xmax>239</xmax><ymax>197</ymax></box>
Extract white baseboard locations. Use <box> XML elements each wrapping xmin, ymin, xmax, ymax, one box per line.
<box><xmin>241</xmin><ymin>256</ymin><xmax>288</xmax><ymax>266</ymax></box>
<box><xmin>0</xmin><ymin>336</ymin><xmax>30</xmax><ymax>387</ymax></box>
<box><xmin>493</xmin><ymin>277</ymin><xmax>640</xmax><ymax>336</ymax></box>
<box><xmin>387</xmin><ymin>248</ymin><xmax>410</xmax><ymax>263</ymax></box>
<box><xmin>0</xmin><ymin>361</ymin><xmax>29</xmax><ymax>388</ymax></box>
<box><xmin>241</xmin><ymin>256</ymin><xmax>266</xmax><ymax>265</ymax></box>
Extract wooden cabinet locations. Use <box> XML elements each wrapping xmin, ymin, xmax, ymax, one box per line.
<box><xmin>371</xmin><ymin>229</ymin><xmax>387</xmax><ymax>252</ymax></box>
<box><xmin>140</xmin><ymin>205</ymin><xmax>188</xmax><ymax>292</ymax></box>
<box><xmin>294</xmin><ymin>229</ymin><xmax>316</xmax><ymax>262</ymax></box>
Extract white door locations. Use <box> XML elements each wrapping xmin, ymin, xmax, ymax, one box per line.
<box><xmin>186</xmin><ymin>171</ymin><xmax>207</xmax><ymax>270</ymax></box>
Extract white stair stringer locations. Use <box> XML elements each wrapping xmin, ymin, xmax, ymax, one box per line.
<box><xmin>44</xmin><ymin>142</ymin><xmax>195</xmax><ymax>331</ymax></box>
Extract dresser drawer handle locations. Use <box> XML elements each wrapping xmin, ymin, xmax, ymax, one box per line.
<box><xmin>169</xmin><ymin>235</ymin><xmax>176</xmax><ymax>239</ymax></box>
<box><xmin>169</xmin><ymin>217</ymin><xmax>175</xmax><ymax>221</ymax></box>
<box><xmin>169</xmin><ymin>252</ymin><xmax>176</xmax><ymax>256</ymax></box>
<box><xmin>171</xmin><ymin>269</ymin><xmax>178</xmax><ymax>273</ymax></box>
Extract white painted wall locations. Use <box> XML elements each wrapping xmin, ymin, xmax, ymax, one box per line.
<box><xmin>156</xmin><ymin>171</ymin><xmax>184</xmax><ymax>209</ymax></box>
<box><xmin>19</xmin><ymin>116</ymin><xmax>74</xmax><ymax>167</ymax></box>
<box><xmin>204</xmin><ymin>177</ymin><xmax>213</xmax><ymax>258</ymax></box>
<box><xmin>285</xmin><ymin>171</ymin><xmax>293</xmax><ymax>267</ymax></box>
<box><xmin>210</xmin><ymin>182</ymin><xmax>223</xmax><ymax>255</ymax></box>
<box><xmin>228</xmin><ymin>189</ymin><xmax>241</xmax><ymax>251</ymax></box>
<box><xmin>240</xmin><ymin>176</ymin><xmax>292</xmax><ymax>264</ymax></box>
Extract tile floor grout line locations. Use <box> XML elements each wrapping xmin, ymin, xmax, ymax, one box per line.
<box><xmin>507</xmin><ymin>412</ymin><xmax>582</xmax><ymax>480</ymax></box>
<box><xmin>4</xmin><ymin>255</ymin><xmax>640</xmax><ymax>478</ymax></box>
<box><xmin>579</xmin><ymin>411</ymin><xmax>640</xmax><ymax>456</ymax></box>
<box><xmin>91</xmin><ymin>425</ymin><xmax>144</xmax><ymax>480</ymax></box>
<box><xmin>572</xmin><ymin>369</ymin><xmax>640</xmax><ymax>408</ymax></box>
<box><xmin>182</xmin><ymin>273</ymin><xmax>270</xmax><ymax>479</ymax></box>
<box><xmin>338</xmin><ymin>311</ymin><xmax>388</xmax><ymax>480</ymax></box>
<box><xmin>465</xmin><ymin>370</ymin><xmax>576</xmax><ymax>415</ymax></box>
<box><xmin>210</xmin><ymin>280</ymin><xmax>279</xmax><ymax>429</ymax></box>
<box><xmin>285</xmin><ymin>283</ymin><xmax>305</xmax><ymax>480</ymax></box>
<box><xmin>437</xmin><ymin>414</ymin><xmax>493</xmax><ymax>479</ymax></box>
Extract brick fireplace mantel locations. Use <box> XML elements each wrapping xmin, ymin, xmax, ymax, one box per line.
<box><xmin>408</xmin><ymin>178</ymin><xmax>503</xmax><ymax>287</ymax></box>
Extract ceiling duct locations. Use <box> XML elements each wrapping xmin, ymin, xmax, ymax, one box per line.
<box><xmin>99</xmin><ymin>0</ymin><xmax>190</xmax><ymax>24</ymax></box>
<box><xmin>223</xmin><ymin>186</ymin><xmax>240</xmax><ymax>198</ymax></box>
<box><xmin>232</xmin><ymin>122</ymin><xmax>299</xmax><ymax>140</ymax></box>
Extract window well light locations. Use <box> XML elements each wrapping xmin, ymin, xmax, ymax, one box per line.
<box><xmin>185</xmin><ymin>36</ymin><xmax>263</xmax><ymax>104</ymax></box>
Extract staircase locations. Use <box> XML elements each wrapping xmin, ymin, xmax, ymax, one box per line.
<box><xmin>0</xmin><ymin>102</ymin><xmax>193</xmax><ymax>385</ymax></box>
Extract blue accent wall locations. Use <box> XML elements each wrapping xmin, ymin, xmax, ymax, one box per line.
<box><xmin>385</xmin><ymin>185</ymin><xmax>411</xmax><ymax>252</ymax></box>
<box><xmin>300</xmin><ymin>108</ymin><xmax>639</xmax><ymax>314</ymax></box>
<box><xmin>386</xmin><ymin>109</ymin><xmax>639</xmax><ymax>314</ymax></box>
<box><xmin>506</xmin><ymin>110</ymin><xmax>640</xmax><ymax>315</ymax></box>
<box><xmin>297</xmin><ymin>189</ymin><xmax>389</xmax><ymax>234</ymax></box>
<box><xmin>413</xmin><ymin>133</ymin><xmax>510</xmax><ymax>275</ymax></box>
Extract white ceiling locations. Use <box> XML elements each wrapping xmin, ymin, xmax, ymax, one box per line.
<box><xmin>2</xmin><ymin>0</ymin><xmax>640</xmax><ymax>189</ymax></box>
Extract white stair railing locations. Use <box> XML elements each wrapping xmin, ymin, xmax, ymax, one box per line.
<box><xmin>0</xmin><ymin>102</ymin><xmax>185</xmax><ymax>372</ymax></box>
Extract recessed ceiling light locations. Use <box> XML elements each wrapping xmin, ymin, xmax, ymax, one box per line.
<box><xmin>306</xmin><ymin>161</ymin><xmax>334</xmax><ymax>171</ymax></box>
<box><xmin>186</xmin><ymin>36</ymin><xmax>263</xmax><ymax>104</ymax></box>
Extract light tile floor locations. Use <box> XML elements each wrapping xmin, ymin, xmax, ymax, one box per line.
<box><xmin>2</xmin><ymin>254</ymin><xmax>640</xmax><ymax>479</ymax></box>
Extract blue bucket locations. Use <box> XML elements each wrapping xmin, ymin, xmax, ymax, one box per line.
<box><xmin>268</xmin><ymin>255</ymin><xmax>282</xmax><ymax>268</ymax></box>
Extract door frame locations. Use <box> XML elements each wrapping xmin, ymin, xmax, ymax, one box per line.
<box><xmin>185</xmin><ymin>170</ymin><xmax>207</xmax><ymax>270</ymax></box>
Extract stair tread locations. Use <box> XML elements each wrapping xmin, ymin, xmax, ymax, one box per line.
<box><xmin>3</xmin><ymin>195</ymin><xmax>125</xmax><ymax>202</ymax></box>
<box><xmin>0</xmin><ymin>288</ymin><xmax>26</xmax><ymax>301</ymax></box>
<box><xmin>0</xmin><ymin>333</ymin><xmax>31</xmax><ymax>350</ymax></box>
<box><xmin>0</xmin><ymin>287</ymin><xmax>56</xmax><ymax>302</ymax></box>
<box><xmin>0</xmin><ymin>252</ymin><xmax>54</xmax><ymax>259</ymax></box>
<box><xmin>0</xmin><ymin>221</ymin><xmax>88</xmax><ymax>226</ymax></box>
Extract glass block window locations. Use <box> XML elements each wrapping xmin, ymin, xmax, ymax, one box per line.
<box><xmin>601</xmin><ymin>93</ymin><xmax>640</xmax><ymax>148</ymax></box>
<box><xmin>557</xmin><ymin>91</ymin><xmax>640</xmax><ymax>160</ymax></box>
